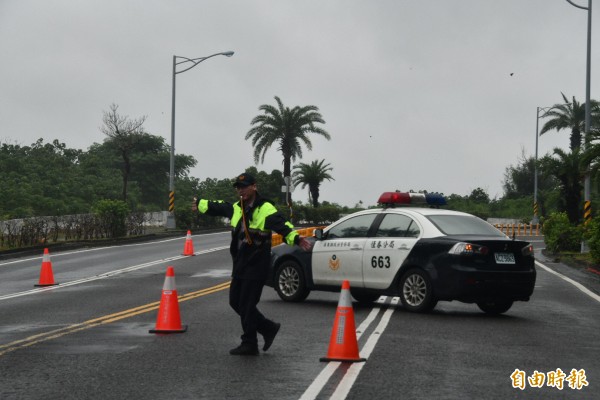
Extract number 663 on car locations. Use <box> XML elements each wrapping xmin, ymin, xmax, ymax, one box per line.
<box><xmin>266</xmin><ymin>191</ymin><xmax>536</xmax><ymax>314</ymax></box>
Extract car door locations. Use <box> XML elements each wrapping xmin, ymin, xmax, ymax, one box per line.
<box><xmin>362</xmin><ymin>212</ymin><xmax>421</xmax><ymax>290</ymax></box>
<box><xmin>312</xmin><ymin>213</ymin><xmax>379</xmax><ymax>288</ymax></box>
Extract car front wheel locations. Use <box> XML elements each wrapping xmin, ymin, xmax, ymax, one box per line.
<box><xmin>350</xmin><ymin>289</ymin><xmax>381</xmax><ymax>304</ymax></box>
<box><xmin>274</xmin><ymin>260</ymin><xmax>309</xmax><ymax>302</ymax></box>
<box><xmin>399</xmin><ymin>268</ymin><xmax>437</xmax><ymax>312</ymax></box>
<box><xmin>476</xmin><ymin>300</ymin><xmax>513</xmax><ymax>314</ymax></box>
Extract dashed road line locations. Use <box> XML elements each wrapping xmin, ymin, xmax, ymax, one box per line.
<box><xmin>0</xmin><ymin>246</ymin><xmax>229</xmax><ymax>301</ymax></box>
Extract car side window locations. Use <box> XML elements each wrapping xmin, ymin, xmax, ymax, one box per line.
<box><xmin>375</xmin><ymin>214</ymin><xmax>420</xmax><ymax>238</ymax></box>
<box><xmin>327</xmin><ymin>214</ymin><xmax>377</xmax><ymax>239</ymax></box>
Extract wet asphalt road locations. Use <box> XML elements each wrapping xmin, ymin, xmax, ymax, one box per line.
<box><xmin>0</xmin><ymin>233</ymin><xmax>598</xmax><ymax>400</ymax></box>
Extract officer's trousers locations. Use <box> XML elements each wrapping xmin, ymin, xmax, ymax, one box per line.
<box><xmin>229</xmin><ymin>277</ymin><xmax>277</xmax><ymax>346</ymax></box>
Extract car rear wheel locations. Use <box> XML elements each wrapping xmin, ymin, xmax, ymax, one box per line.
<box><xmin>476</xmin><ymin>300</ymin><xmax>513</xmax><ymax>315</ymax></box>
<box><xmin>275</xmin><ymin>260</ymin><xmax>309</xmax><ymax>302</ymax></box>
<box><xmin>399</xmin><ymin>268</ymin><xmax>437</xmax><ymax>312</ymax></box>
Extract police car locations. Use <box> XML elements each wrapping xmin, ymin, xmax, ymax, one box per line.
<box><xmin>267</xmin><ymin>191</ymin><xmax>536</xmax><ymax>314</ymax></box>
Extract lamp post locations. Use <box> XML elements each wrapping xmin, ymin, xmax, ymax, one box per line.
<box><xmin>566</xmin><ymin>1</ymin><xmax>592</xmax><ymax>252</ymax></box>
<box><xmin>533</xmin><ymin>104</ymin><xmax>570</xmax><ymax>224</ymax></box>
<box><xmin>166</xmin><ymin>51</ymin><xmax>234</xmax><ymax>229</ymax></box>
<box><xmin>533</xmin><ymin>106</ymin><xmax>548</xmax><ymax>225</ymax></box>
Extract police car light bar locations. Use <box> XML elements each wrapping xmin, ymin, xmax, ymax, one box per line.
<box><xmin>377</xmin><ymin>191</ymin><xmax>446</xmax><ymax>207</ymax></box>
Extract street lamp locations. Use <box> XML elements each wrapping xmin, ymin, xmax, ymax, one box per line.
<box><xmin>566</xmin><ymin>0</ymin><xmax>592</xmax><ymax>252</ymax></box>
<box><xmin>166</xmin><ymin>51</ymin><xmax>234</xmax><ymax>229</ymax></box>
<box><xmin>533</xmin><ymin>104</ymin><xmax>570</xmax><ymax>224</ymax></box>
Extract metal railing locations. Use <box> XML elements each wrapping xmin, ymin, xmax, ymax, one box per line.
<box><xmin>271</xmin><ymin>226</ymin><xmax>325</xmax><ymax>247</ymax></box>
<box><xmin>494</xmin><ymin>223</ymin><xmax>542</xmax><ymax>237</ymax></box>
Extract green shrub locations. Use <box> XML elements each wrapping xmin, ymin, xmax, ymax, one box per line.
<box><xmin>583</xmin><ymin>218</ymin><xmax>600</xmax><ymax>263</ymax></box>
<box><xmin>92</xmin><ymin>199</ymin><xmax>129</xmax><ymax>238</ymax></box>
<box><xmin>542</xmin><ymin>211</ymin><xmax>582</xmax><ymax>253</ymax></box>
<box><xmin>175</xmin><ymin>207</ymin><xmax>229</xmax><ymax>231</ymax></box>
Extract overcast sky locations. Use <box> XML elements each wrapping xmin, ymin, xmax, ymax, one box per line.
<box><xmin>1</xmin><ymin>0</ymin><xmax>597</xmax><ymax>207</ymax></box>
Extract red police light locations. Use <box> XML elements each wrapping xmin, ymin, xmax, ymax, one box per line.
<box><xmin>378</xmin><ymin>192</ymin><xmax>410</xmax><ymax>205</ymax></box>
<box><xmin>377</xmin><ymin>191</ymin><xmax>446</xmax><ymax>207</ymax></box>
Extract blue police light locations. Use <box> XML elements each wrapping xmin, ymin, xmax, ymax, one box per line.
<box><xmin>425</xmin><ymin>193</ymin><xmax>447</xmax><ymax>206</ymax></box>
<box><xmin>378</xmin><ymin>191</ymin><xmax>446</xmax><ymax>207</ymax></box>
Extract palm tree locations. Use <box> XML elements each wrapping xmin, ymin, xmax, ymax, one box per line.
<box><xmin>245</xmin><ymin>96</ymin><xmax>330</xmax><ymax>203</ymax></box>
<box><xmin>581</xmin><ymin>127</ymin><xmax>600</xmax><ymax>198</ymax></box>
<box><xmin>540</xmin><ymin>148</ymin><xmax>583</xmax><ymax>224</ymax></box>
<box><xmin>292</xmin><ymin>159</ymin><xmax>334</xmax><ymax>207</ymax></box>
<box><xmin>539</xmin><ymin>93</ymin><xmax>599</xmax><ymax>151</ymax></box>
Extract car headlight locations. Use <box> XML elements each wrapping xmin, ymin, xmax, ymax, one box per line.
<box><xmin>448</xmin><ymin>242</ymin><xmax>489</xmax><ymax>256</ymax></box>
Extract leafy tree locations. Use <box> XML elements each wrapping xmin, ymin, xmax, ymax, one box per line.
<box><xmin>99</xmin><ymin>105</ymin><xmax>197</xmax><ymax>210</ymax></box>
<box><xmin>128</xmin><ymin>135</ymin><xmax>196</xmax><ymax>210</ymax></box>
<box><xmin>196</xmin><ymin>177</ymin><xmax>238</xmax><ymax>202</ymax></box>
<box><xmin>468</xmin><ymin>187</ymin><xmax>490</xmax><ymax>203</ymax></box>
<box><xmin>0</xmin><ymin>139</ymin><xmax>87</xmax><ymax>218</ymax></box>
<box><xmin>78</xmin><ymin>142</ymin><xmax>124</xmax><ymax>202</ymax></box>
<box><xmin>246</xmin><ymin>167</ymin><xmax>286</xmax><ymax>203</ymax></box>
<box><xmin>502</xmin><ymin>150</ymin><xmax>536</xmax><ymax>198</ymax></box>
<box><xmin>245</xmin><ymin>96</ymin><xmax>330</xmax><ymax>204</ymax></box>
<box><xmin>489</xmin><ymin>197</ymin><xmax>532</xmax><ymax>222</ymax></box>
<box><xmin>502</xmin><ymin>149</ymin><xmax>559</xmax><ymax>219</ymax></box>
<box><xmin>100</xmin><ymin>103</ymin><xmax>148</xmax><ymax>203</ymax></box>
<box><xmin>580</xmin><ymin>129</ymin><xmax>600</xmax><ymax>180</ymax></box>
<box><xmin>0</xmin><ymin>131</ymin><xmax>198</xmax><ymax>219</ymax></box>
<box><xmin>292</xmin><ymin>159</ymin><xmax>334</xmax><ymax>207</ymax></box>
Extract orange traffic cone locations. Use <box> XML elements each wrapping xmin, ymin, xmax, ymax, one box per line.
<box><xmin>320</xmin><ymin>280</ymin><xmax>366</xmax><ymax>363</ymax></box>
<box><xmin>149</xmin><ymin>266</ymin><xmax>187</xmax><ymax>334</ymax></box>
<box><xmin>182</xmin><ymin>230</ymin><xmax>195</xmax><ymax>256</ymax></box>
<box><xmin>35</xmin><ymin>248</ymin><xmax>58</xmax><ymax>287</ymax></box>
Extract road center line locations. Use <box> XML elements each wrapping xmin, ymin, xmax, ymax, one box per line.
<box><xmin>0</xmin><ymin>281</ymin><xmax>230</xmax><ymax>357</ymax></box>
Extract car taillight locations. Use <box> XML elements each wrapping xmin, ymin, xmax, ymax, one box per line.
<box><xmin>521</xmin><ymin>244</ymin><xmax>534</xmax><ymax>256</ymax></box>
<box><xmin>448</xmin><ymin>242</ymin><xmax>489</xmax><ymax>256</ymax></box>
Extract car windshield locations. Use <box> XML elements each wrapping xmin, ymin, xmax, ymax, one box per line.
<box><xmin>426</xmin><ymin>214</ymin><xmax>505</xmax><ymax>236</ymax></box>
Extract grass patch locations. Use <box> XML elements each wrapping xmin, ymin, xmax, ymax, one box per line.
<box><xmin>553</xmin><ymin>251</ymin><xmax>597</xmax><ymax>269</ymax></box>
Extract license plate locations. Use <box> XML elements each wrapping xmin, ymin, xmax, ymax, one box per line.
<box><xmin>494</xmin><ymin>252</ymin><xmax>515</xmax><ymax>264</ymax></box>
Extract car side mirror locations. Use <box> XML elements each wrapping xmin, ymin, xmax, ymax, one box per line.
<box><xmin>314</xmin><ymin>228</ymin><xmax>324</xmax><ymax>240</ymax></box>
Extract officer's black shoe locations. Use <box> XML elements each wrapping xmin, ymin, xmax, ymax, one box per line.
<box><xmin>229</xmin><ymin>344</ymin><xmax>259</xmax><ymax>356</ymax></box>
<box><xmin>262</xmin><ymin>323</ymin><xmax>281</xmax><ymax>351</ymax></box>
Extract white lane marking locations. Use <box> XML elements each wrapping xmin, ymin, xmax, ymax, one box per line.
<box><xmin>0</xmin><ymin>246</ymin><xmax>229</xmax><ymax>301</ymax></box>
<box><xmin>330</xmin><ymin>297</ymin><xmax>399</xmax><ymax>400</ymax></box>
<box><xmin>299</xmin><ymin>296</ymin><xmax>392</xmax><ymax>400</ymax></box>
<box><xmin>299</xmin><ymin>362</ymin><xmax>341</xmax><ymax>400</ymax></box>
<box><xmin>302</xmin><ymin>256</ymin><xmax>600</xmax><ymax>400</ymax></box>
<box><xmin>535</xmin><ymin>260</ymin><xmax>600</xmax><ymax>303</ymax></box>
<box><xmin>299</xmin><ymin>304</ymin><xmax>382</xmax><ymax>400</ymax></box>
<box><xmin>191</xmin><ymin>270</ymin><xmax>231</xmax><ymax>278</ymax></box>
<box><xmin>0</xmin><ymin>231</ymin><xmax>229</xmax><ymax>267</ymax></box>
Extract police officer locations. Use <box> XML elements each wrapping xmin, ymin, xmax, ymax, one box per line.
<box><xmin>192</xmin><ymin>172</ymin><xmax>312</xmax><ymax>355</ymax></box>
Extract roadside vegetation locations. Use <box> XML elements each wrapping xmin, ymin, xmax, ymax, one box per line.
<box><xmin>3</xmin><ymin>95</ymin><xmax>600</xmax><ymax>263</ymax></box>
